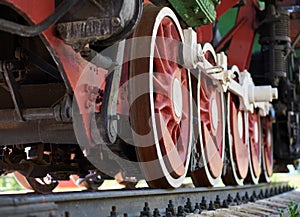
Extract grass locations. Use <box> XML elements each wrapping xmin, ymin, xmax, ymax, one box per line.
<box><xmin>1</xmin><ymin>170</ymin><xmax>300</xmax><ymax>193</ymax></box>
<box><xmin>271</xmin><ymin>171</ymin><xmax>300</xmax><ymax>189</ymax></box>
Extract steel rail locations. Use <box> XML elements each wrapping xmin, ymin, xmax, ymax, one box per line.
<box><xmin>0</xmin><ymin>182</ymin><xmax>291</xmax><ymax>217</ymax></box>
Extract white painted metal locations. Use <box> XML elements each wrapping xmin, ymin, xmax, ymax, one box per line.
<box><xmin>183</xmin><ymin>28</ymin><xmax>278</xmax><ymax>116</ymax></box>
<box><xmin>172</xmin><ymin>78</ymin><xmax>183</xmax><ymax>118</ymax></box>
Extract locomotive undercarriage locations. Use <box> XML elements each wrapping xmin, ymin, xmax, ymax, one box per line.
<box><xmin>0</xmin><ymin>0</ymin><xmax>298</xmax><ymax>193</ymax></box>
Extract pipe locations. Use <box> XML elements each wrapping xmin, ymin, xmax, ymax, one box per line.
<box><xmin>0</xmin><ymin>108</ymin><xmax>56</xmax><ymax>122</ymax></box>
<box><xmin>0</xmin><ymin>120</ymin><xmax>77</xmax><ymax>145</ymax></box>
<box><xmin>0</xmin><ymin>0</ymin><xmax>79</xmax><ymax>37</ymax></box>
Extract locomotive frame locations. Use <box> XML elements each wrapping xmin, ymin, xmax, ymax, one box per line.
<box><xmin>0</xmin><ymin>0</ymin><xmax>299</xmax><ymax>193</ymax></box>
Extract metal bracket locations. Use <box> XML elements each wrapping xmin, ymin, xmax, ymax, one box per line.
<box><xmin>106</xmin><ymin>40</ymin><xmax>125</xmax><ymax>143</ymax></box>
<box><xmin>0</xmin><ymin>60</ymin><xmax>25</xmax><ymax>121</ymax></box>
<box><xmin>183</xmin><ymin>28</ymin><xmax>278</xmax><ymax>116</ymax></box>
<box><xmin>92</xmin><ymin>40</ymin><xmax>125</xmax><ymax>144</ymax></box>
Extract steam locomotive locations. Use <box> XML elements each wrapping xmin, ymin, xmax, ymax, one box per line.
<box><xmin>0</xmin><ymin>0</ymin><xmax>299</xmax><ymax>193</ymax></box>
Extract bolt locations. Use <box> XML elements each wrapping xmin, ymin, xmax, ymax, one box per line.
<box><xmin>193</xmin><ymin>207</ymin><xmax>201</xmax><ymax>214</ymax></box>
<box><xmin>244</xmin><ymin>192</ymin><xmax>249</xmax><ymax>202</ymax></box>
<box><xmin>96</xmin><ymin>96</ymin><xmax>103</xmax><ymax>104</ymax></box>
<box><xmin>259</xmin><ymin>189</ymin><xmax>264</xmax><ymax>199</ymax></box>
<box><xmin>85</xmin><ymin>100</ymin><xmax>94</xmax><ymax>109</ymax></box>
<box><xmin>208</xmin><ymin>201</ymin><xmax>216</xmax><ymax>210</ymax></box>
<box><xmin>111</xmin><ymin>17</ymin><xmax>121</xmax><ymax>27</ymax></box>
<box><xmin>153</xmin><ymin>208</ymin><xmax>160</xmax><ymax>217</ymax></box>
<box><xmin>166</xmin><ymin>212</ymin><xmax>172</xmax><ymax>217</ymax></box>
<box><xmin>252</xmin><ymin>191</ymin><xmax>257</xmax><ymax>199</ymax></box>
<box><xmin>227</xmin><ymin>194</ymin><xmax>233</xmax><ymax>205</ymax></box>
<box><xmin>214</xmin><ymin>195</ymin><xmax>221</xmax><ymax>208</ymax></box>
<box><xmin>241</xmin><ymin>196</ymin><xmax>247</xmax><ymax>204</ymax></box>
<box><xmin>250</xmin><ymin>195</ymin><xmax>256</xmax><ymax>202</ymax></box>
<box><xmin>140</xmin><ymin>202</ymin><xmax>151</xmax><ymax>217</ymax></box>
<box><xmin>222</xmin><ymin>200</ymin><xmax>228</xmax><ymax>208</ymax></box>
<box><xmin>166</xmin><ymin>200</ymin><xmax>175</xmax><ymax>215</ymax></box>
<box><xmin>110</xmin><ymin>206</ymin><xmax>117</xmax><ymax>217</ymax></box>
<box><xmin>183</xmin><ymin>14</ymin><xmax>190</xmax><ymax>19</ymax></box>
<box><xmin>200</xmin><ymin>196</ymin><xmax>207</xmax><ymax>210</ymax></box>
<box><xmin>177</xmin><ymin>206</ymin><xmax>185</xmax><ymax>217</ymax></box>
<box><xmin>194</xmin><ymin>202</ymin><xmax>201</xmax><ymax>211</ymax></box>
<box><xmin>193</xmin><ymin>6</ymin><xmax>199</xmax><ymax>14</ymax></box>
<box><xmin>270</xmin><ymin>188</ymin><xmax>274</xmax><ymax>196</ymax></box>
<box><xmin>89</xmin><ymin>93</ymin><xmax>98</xmax><ymax>101</ymax></box>
<box><xmin>184</xmin><ymin>198</ymin><xmax>192</xmax><ymax>213</ymax></box>
<box><xmin>265</xmin><ymin>189</ymin><xmax>269</xmax><ymax>198</ymax></box>
<box><xmin>234</xmin><ymin>192</ymin><xmax>242</xmax><ymax>205</ymax></box>
<box><xmin>84</xmin><ymin>84</ymin><xmax>93</xmax><ymax>93</ymax></box>
<box><xmin>235</xmin><ymin>192</ymin><xmax>241</xmax><ymax>202</ymax></box>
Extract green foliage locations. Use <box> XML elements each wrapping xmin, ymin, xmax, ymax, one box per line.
<box><xmin>288</xmin><ymin>201</ymin><xmax>299</xmax><ymax>217</ymax></box>
<box><xmin>0</xmin><ymin>174</ymin><xmax>23</xmax><ymax>191</ymax></box>
<box><xmin>280</xmin><ymin>201</ymin><xmax>300</xmax><ymax>217</ymax></box>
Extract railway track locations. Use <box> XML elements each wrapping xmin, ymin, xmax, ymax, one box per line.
<box><xmin>0</xmin><ymin>182</ymin><xmax>294</xmax><ymax>217</ymax></box>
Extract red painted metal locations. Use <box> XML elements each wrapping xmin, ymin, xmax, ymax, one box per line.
<box><xmin>213</xmin><ymin>0</ymin><xmax>260</xmax><ymax>70</ymax></box>
<box><xmin>229</xmin><ymin>94</ymin><xmax>249</xmax><ymax>179</ymax></box>
<box><xmin>197</xmin><ymin>24</ymin><xmax>213</xmax><ymax>43</ymax></box>
<box><xmin>130</xmin><ymin>5</ymin><xmax>192</xmax><ymax>188</ymax></box>
<box><xmin>262</xmin><ymin>116</ymin><xmax>273</xmax><ymax>178</ymax></box>
<box><xmin>3</xmin><ymin>1</ymin><xmax>108</xmax><ymax>145</ymax></box>
<box><xmin>248</xmin><ymin>110</ymin><xmax>261</xmax><ymax>178</ymax></box>
<box><xmin>225</xmin><ymin>0</ymin><xmax>257</xmax><ymax>70</ymax></box>
<box><xmin>215</xmin><ymin>18</ymin><xmax>247</xmax><ymax>53</ymax></box>
<box><xmin>143</xmin><ymin>0</ymin><xmax>152</xmax><ymax>4</ymax></box>
<box><xmin>153</xmin><ymin>17</ymin><xmax>191</xmax><ymax>167</ymax></box>
<box><xmin>215</xmin><ymin>0</ymin><xmax>240</xmax><ymax>19</ymax></box>
<box><xmin>6</xmin><ymin>0</ymin><xmax>54</xmax><ymax>22</ymax></box>
<box><xmin>199</xmin><ymin>73</ymin><xmax>223</xmax><ymax>178</ymax></box>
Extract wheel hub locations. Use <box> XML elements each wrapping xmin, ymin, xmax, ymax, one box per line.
<box><xmin>237</xmin><ymin>111</ymin><xmax>244</xmax><ymax>139</ymax></box>
<box><xmin>254</xmin><ymin>121</ymin><xmax>259</xmax><ymax>143</ymax></box>
<box><xmin>211</xmin><ymin>98</ymin><xmax>218</xmax><ymax>131</ymax></box>
<box><xmin>172</xmin><ymin>78</ymin><xmax>183</xmax><ymax>119</ymax></box>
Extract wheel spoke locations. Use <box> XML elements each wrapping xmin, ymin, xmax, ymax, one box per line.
<box><xmin>246</xmin><ymin>110</ymin><xmax>262</xmax><ymax>184</ymax></box>
<box><xmin>130</xmin><ymin>6</ymin><xmax>192</xmax><ymax>188</ymax></box>
<box><xmin>223</xmin><ymin>93</ymin><xmax>249</xmax><ymax>186</ymax></box>
<box><xmin>260</xmin><ymin>116</ymin><xmax>273</xmax><ymax>182</ymax></box>
<box><xmin>202</xmin><ymin>123</ymin><xmax>223</xmax><ymax>177</ymax></box>
<box><xmin>191</xmin><ymin>67</ymin><xmax>225</xmax><ymax>187</ymax></box>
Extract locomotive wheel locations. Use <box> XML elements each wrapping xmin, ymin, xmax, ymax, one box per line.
<box><xmin>223</xmin><ymin>91</ymin><xmax>249</xmax><ymax>185</ymax></box>
<box><xmin>191</xmin><ymin>45</ymin><xmax>225</xmax><ymax>187</ymax></box>
<box><xmin>26</xmin><ymin>175</ymin><xmax>58</xmax><ymax>194</ymax></box>
<box><xmin>245</xmin><ymin>109</ymin><xmax>262</xmax><ymax>184</ymax></box>
<box><xmin>260</xmin><ymin>116</ymin><xmax>273</xmax><ymax>182</ymax></box>
<box><xmin>129</xmin><ymin>5</ymin><xmax>193</xmax><ymax>188</ymax></box>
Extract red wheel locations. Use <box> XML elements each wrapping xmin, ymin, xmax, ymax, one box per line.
<box><xmin>129</xmin><ymin>5</ymin><xmax>193</xmax><ymax>188</ymax></box>
<box><xmin>245</xmin><ymin>109</ymin><xmax>262</xmax><ymax>184</ymax></box>
<box><xmin>191</xmin><ymin>44</ymin><xmax>225</xmax><ymax>186</ymax></box>
<box><xmin>260</xmin><ymin>116</ymin><xmax>273</xmax><ymax>182</ymax></box>
<box><xmin>223</xmin><ymin>68</ymin><xmax>249</xmax><ymax>185</ymax></box>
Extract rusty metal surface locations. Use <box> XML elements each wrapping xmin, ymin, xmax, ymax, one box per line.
<box><xmin>0</xmin><ymin>182</ymin><xmax>291</xmax><ymax>217</ymax></box>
